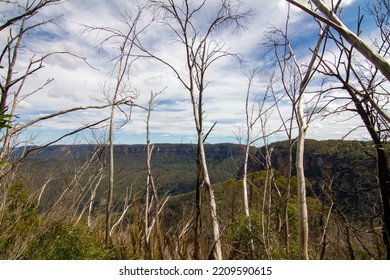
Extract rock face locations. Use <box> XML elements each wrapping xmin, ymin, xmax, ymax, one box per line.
<box><xmin>17</xmin><ymin>143</ymin><xmax>247</xmax><ymax>195</ymax></box>
<box><xmin>19</xmin><ymin>143</ymin><xmax>246</xmax><ymax>162</ymax></box>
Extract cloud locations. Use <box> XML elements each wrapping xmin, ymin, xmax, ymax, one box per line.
<box><xmin>16</xmin><ymin>101</ymin><xmax>32</xmax><ymax>109</ymax></box>
<box><xmin>6</xmin><ymin>0</ymin><xmax>378</xmax><ymax>145</ymax></box>
<box><xmin>48</xmin><ymin>89</ymin><xmax>83</xmax><ymax>102</ymax></box>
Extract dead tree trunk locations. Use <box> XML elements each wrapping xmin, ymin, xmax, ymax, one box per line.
<box><xmin>145</xmin><ymin>91</ymin><xmax>164</xmax><ymax>259</ymax></box>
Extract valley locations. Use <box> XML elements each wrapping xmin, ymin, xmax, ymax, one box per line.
<box><xmin>3</xmin><ymin>139</ymin><xmax>385</xmax><ymax>259</ymax></box>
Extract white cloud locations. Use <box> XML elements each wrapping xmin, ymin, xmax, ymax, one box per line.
<box><xmin>5</xmin><ymin>0</ymin><xmax>378</xmax><ymax>145</ymax></box>
<box><xmin>17</xmin><ymin>101</ymin><xmax>32</xmax><ymax>109</ymax></box>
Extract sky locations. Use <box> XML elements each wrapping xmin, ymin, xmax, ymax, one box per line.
<box><xmin>1</xmin><ymin>0</ymin><xmax>385</xmax><ymax>146</ymax></box>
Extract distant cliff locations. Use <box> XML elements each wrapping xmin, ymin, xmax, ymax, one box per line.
<box><xmin>17</xmin><ymin>140</ymin><xmax>385</xmax><ymax>200</ymax></box>
<box><xmin>19</xmin><ymin>143</ymin><xmax>246</xmax><ymax>161</ymax></box>
<box><xmin>17</xmin><ymin>143</ymin><xmax>248</xmax><ymax>195</ymax></box>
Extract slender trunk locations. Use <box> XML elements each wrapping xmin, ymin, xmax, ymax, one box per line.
<box><xmin>243</xmin><ymin>74</ymin><xmax>255</xmax><ymax>256</ymax></box>
<box><xmin>0</xmin><ymin>12</ymin><xmax>26</xmax><ymax>159</ymax></box>
<box><xmin>146</xmin><ymin>92</ymin><xmax>163</xmax><ymax>258</ymax></box>
<box><xmin>242</xmin><ymin>145</ymin><xmax>250</xmax><ymax>218</ymax></box>
<box><xmin>267</xmin><ymin>167</ymin><xmax>273</xmax><ymax>255</ymax></box>
<box><xmin>105</xmin><ymin>101</ymin><xmax>115</xmax><ymax>245</ymax></box>
<box><xmin>283</xmin><ymin>140</ymin><xmax>293</xmax><ymax>256</ymax></box>
<box><xmin>243</xmin><ymin>140</ymin><xmax>255</xmax><ymax>255</ymax></box>
<box><xmin>190</xmin><ymin>43</ymin><xmax>222</xmax><ymax>259</ymax></box>
<box><xmin>261</xmin><ymin>168</ymin><xmax>268</xmax><ymax>256</ymax></box>
<box><xmin>193</xmin><ymin>82</ymin><xmax>203</xmax><ymax>259</ymax></box>
<box><xmin>104</xmin><ymin>25</ymin><xmax>134</xmax><ymax>244</ymax></box>
<box><xmin>317</xmin><ymin>201</ymin><xmax>333</xmax><ymax>260</ymax></box>
<box><xmin>296</xmin><ymin>96</ymin><xmax>309</xmax><ymax>260</ymax></box>
<box><xmin>144</xmin><ymin>200</ymin><xmax>150</xmax><ymax>255</ymax></box>
<box><xmin>278</xmin><ymin>12</ymin><xmax>327</xmax><ymax>259</ymax></box>
<box><xmin>289</xmin><ymin>24</ymin><xmax>327</xmax><ymax>261</ymax></box>
<box><xmin>262</xmin><ymin>143</ymin><xmax>274</xmax><ymax>259</ymax></box>
<box><xmin>296</xmin><ymin>132</ymin><xmax>309</xmax><ymax>260</ymax></box>
<box><xmin>88</xmin><ymin>171</ymin><xmax>104</xmax><ymax>228</ymax></box>
<box><xmin>144</xmin><ymin>145</ymin><xmax>151</xmax><ymax>256</ymax></box>
<box><xmin>198</xmin><ymin>135</ymin><xmax>222</xmax><ymax>260</ymax></box>
<box><xmin>194</xmin><ymin>147</ymin><xmax>203</xmax><ymax>259</ymax></box>
<box><xmin>0</xmin><ymin>17</ymin><xmax>25</xmax><ymax>116</ymax></box>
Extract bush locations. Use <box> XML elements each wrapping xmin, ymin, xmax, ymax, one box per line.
<box><xmin>0</xmin><ymin>183</ymin><xmax>39</xmax><ymax>259</ymax></box>
<box><xmin>226</xmin><ymin>211</ymin><xmax>269</xmax><ymax>259</ymax></box>
<box><xmin>25</xmin><ymin>220</ymin><xmax>116</xmax><ymax>260</ymax></box>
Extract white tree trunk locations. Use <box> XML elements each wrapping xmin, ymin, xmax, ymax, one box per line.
<box><xmin>198</xmin><ymin>137</ymin><xmax>223</xmax><ymax>260</ymax></box>
<box><xmin>242</xmin><ymin>140</ymin><xmax>255</xmax><ymax>254</ymax></box>
<box><xmin>242</xmin><ymin>73</ymin><xmax>256</xmax><ymax>255</ymax></box>
<box><xmin>105</xmin><ymin>99</ymin><xmax>115</xmax><ymax>244</ymax></box>
<box><xmin>289</xmin><ymin>24</ymin><xmax>328</xmax><ymax>260</ymax></box>
<box><xmin>296</xmin><ymin>101</ymin><xmax>309</xmax><ymax>260</ymax></box>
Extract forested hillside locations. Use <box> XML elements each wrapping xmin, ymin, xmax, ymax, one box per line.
<box><xmin>1</xmin><ymin>140</ymin><xmax>386</xmax><ymax>260</ymax></box>
<box><xmin>16</xmin><ymin>143</ymin><xmax>247</xmax><ymax>197</ymax></box>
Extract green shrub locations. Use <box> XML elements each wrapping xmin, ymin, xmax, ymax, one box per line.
<box><xmin>25</xmin><ymin>220</ymin><xmax>116</xmax><ymax>260</ymax></box>
<box><xmin>0</xmin><ymin>183</ymin><xmax>39</xmax><ymax>259</ymax></box>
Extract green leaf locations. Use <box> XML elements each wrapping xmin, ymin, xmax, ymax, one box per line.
<box><xmin>0</xmin><ymin>114</ymin><xmax>13</xmax><ymax>129</ymax></box>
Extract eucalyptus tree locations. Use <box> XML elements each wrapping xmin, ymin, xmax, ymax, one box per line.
<box><xmin>264</xmin><ymin>2</ymin><xmax>337</xmax><ymax>259</ymax></box>
<box><xmin>241</xmin><ymin>71</ymin><xmax>259</xmax><ymax>256</ymax></box>
<box><xmin>144</xmin><ymin>90</ymin><xmax>168</xmax><ymax>258</ymax></box>
<box><xmin>82</xmin><ymin>6</ymin><xmax>148</xmax><ymax>245</ymax></box>
<box><xmin>137</xmin><ymin>0</ymin><xmax>251</xmax><ymax>259</ymax></box>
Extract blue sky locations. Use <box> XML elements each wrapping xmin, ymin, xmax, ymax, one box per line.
<box><xmin>1</xmin><ymin>0</ymin><xmax>384</xmax><ymax>146</ymax></box>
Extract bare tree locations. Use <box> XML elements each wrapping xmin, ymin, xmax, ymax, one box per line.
<box><xmin>0</xmin><ymin>0</ymin><xmax>123</xmax><ymax>163</ymax></box>
<box><xmin>305</xmin><ymin>0</ymin><xmax>390</xmax><ymax>259</ymax></box>
<box><xmin>264</xmin><ymin>70</ymin><xmax>296</xmax><ymax>256</ymax></box>
<box><xmin>109</xmin><ymin>20</ymin><xmax>140</xmax><ymax>245</ymax></box>
<box><xmin>144</xmin><ymin>89</ymin><xmax>167</xmax><ymax>258</ymax></box>
<box><xmin>242</xmin><ymin>73</ymin><xmax>255</xmax><ymax>255</ymax></box>
<box><xmin>240</xmin><ymin>70</ymin><xmax>260</xmax><ymax>256</ymax></box>
<box><xmin>137</xmin><ymin>0</ymin><xmax>251</xmax><ymax>260</ymax></box>
<box><xmin>265</xmin><ymin>2</ymin><xmax>335</xmax><ymax>259</ymax></box>
<box><xmin>0</xmin><ymin>0</ymin><xmax>61</xmax><ymax>32</ymax></box>
<box><xmin>82</xmin><ymin>6</ymin><xmax>148</xmax><ymax>244</ymax></box>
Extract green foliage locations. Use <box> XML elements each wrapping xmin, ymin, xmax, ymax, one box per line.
<box><xmin>0</xmin><ymin>114</ymin><xmax>13</xmax><ymax>129</ymax></box>
<box><xmin>226</xmin><ymin>211</ymin><xmax>261</xmax><ymax>259</ymax></box>
<box><xmin>25</xmin><ymin>220</ymin><xmax>116</xmax><ymax>260</ymax></box>
<box><xmin>287</xmin><ymin>197</ymin><xmax>300</xmax><ymax>239</ymax></box>
<box><xmin>224</xmin><ymin>199</ymin><xmax>302</xmax><ymax>260</ymax></box>
<box><xmin>0</xmin><ymin>183</ymin><xmax>39</xmax><ymax>259</ymax></box>
<box><xmin>0</xmin><ymin>161</ymin><xmax>13</xmax><ymax>173</ymax></box>
<box><xmin>0</xmin><ymin>184</ymin><xmax>120</xmax><ymax>260</ymax></box>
